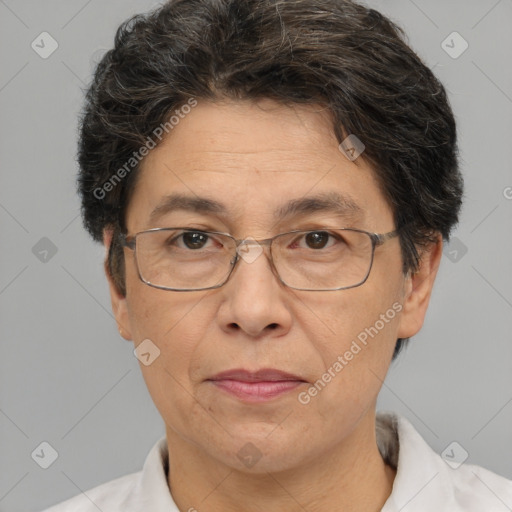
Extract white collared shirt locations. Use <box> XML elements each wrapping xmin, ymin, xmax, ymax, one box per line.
<box><xmin>41</xmin><ymin>412</ymin><xmax>512</xmax><ymax>511</ymax></box>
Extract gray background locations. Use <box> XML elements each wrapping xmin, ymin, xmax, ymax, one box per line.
<box><xmin>0</xmin><ymin>0</ymin><xmax>511</xmax><ymax>510</ymax></box>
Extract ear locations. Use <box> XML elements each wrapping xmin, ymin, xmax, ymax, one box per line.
<box><xmin>397</xmin><ymin>234</ymin><xmax>443</xmax><ymax>339</ymax></box>
<box><xmin>103</xmin><ymin>229</ymin><xmax>133</xmax><ymax>341</ymax></box>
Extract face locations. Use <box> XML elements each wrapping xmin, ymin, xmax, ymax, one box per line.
<box><xmin>108</xmin><ymin>98</ymin><xmax>439</xmax><ymax>473</ymax></box>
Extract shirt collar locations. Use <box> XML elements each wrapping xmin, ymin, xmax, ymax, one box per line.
<box><xmin>132</xmin><ymin>435</ymin><xmax>179</xmax><ymax>511</ymax></box>
<box><xmin>378</xmin><ymin>411</ymin><xmax>457</xmax><ymax>511</ymax></box>
<box><xmin>134</xmin><ymin>412</ymin><xmax>474</xmax><ymax>511</ymax></box>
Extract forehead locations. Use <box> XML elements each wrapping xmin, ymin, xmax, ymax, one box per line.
<box><xmin>127</xmin><ymin>99</ymin><xmax>393</xmax><ymax>232</ymax></box>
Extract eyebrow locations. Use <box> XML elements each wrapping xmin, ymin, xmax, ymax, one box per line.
<box><xmin>149</xmin><ymin>194</ymin><xmax>226</xmax><ymax>223</ymax></box>
<box><xmin>148</xmin><ymin>191</ymin><xmax>363</xmax><ymax>224</ymax></box>
<box><xmin>274</xmin><ymin>192</ymin><xmax>363</xmax><ymax>221</ymax></box>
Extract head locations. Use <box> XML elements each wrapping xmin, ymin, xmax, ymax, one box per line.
<box><xmin>78</xmin><ymin>0</ymin><xmax>462</xmax><ymax>473</ymax></box>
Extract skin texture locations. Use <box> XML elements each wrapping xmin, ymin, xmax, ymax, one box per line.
<box><xmin>105</xmin><ymin>98</ymin><xmax>442</xmax><ymax>512</ymax></box>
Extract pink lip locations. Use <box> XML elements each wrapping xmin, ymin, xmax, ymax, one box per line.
<box><xmin>207</xmin><ymin>368</ymin><xmax>307</xmax><ymax>402</ymax></box>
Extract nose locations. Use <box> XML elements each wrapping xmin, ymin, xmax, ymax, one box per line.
<box><xmin>216</xmin><ymin>242</ymin><xmax>292</xmax><ymax>338</ymax></box>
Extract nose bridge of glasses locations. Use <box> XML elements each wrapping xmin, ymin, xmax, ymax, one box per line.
<box><xmin>235</xmin><ymin>236</ymin><xmax>270</xmax><ymax>265</ymax></box>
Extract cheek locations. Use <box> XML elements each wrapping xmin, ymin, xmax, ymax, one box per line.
<box><xmin>307</xmin><ymin>282</ymin><xmax>402</xmax><ymax>347</ymax></box>
<box><xmin>297</xmin><ymin>300</ymin><xmax>401</xmax><ymax>429</ymax></box>
<box><xmin>127</xmin><ymin>285</ymin><xmax>211</xmax><ymax>365</ymax></box>
<box><xmin>125</xmin><ymin>250</ymin><xmax>210</xmax><ymax>343</ymax></box>
<box><xmin>125</xmin><ymin>260</ymin><xmax>190</xmax><ymax>361</ymax></box>
<box><xmin>302</xmin><ymin>266</ymin><xmax>404</xmax><ymax>388</ymax></box>
<box><xmin>127</xmin><ymin>288</ymin><xmax>215</xmax><ymax>429</ymax></box>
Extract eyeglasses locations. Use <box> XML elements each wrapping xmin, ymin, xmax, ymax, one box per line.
<box><xmin>119</xmin><ymin>227</ymin><xmax>399</xmax><ymax>292</ymax></box>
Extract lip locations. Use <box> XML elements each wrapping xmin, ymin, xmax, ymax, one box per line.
<box><xmin>208</xmin><ymin>368</ymin><xmax>306</xmax><ymax>382</ymax></box>
<box><xmin>207</xmin><ymin>368</ymin><xmax>307</xmax><ymax>403</ymax></box>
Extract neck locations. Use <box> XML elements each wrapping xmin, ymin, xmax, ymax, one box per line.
<box><xmin>166</xmin><ymin>411</ymin><xmax>396</xmax><ymax>512</ymax></box>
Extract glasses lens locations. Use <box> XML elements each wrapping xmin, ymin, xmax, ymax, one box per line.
<box><xmin>272</xmin><ymin>229</ymin><xmax>374</xmax><ymax>290</ymax></box>
<box><xmin>135</xmin><ymin>229</ymin><xmax>235</xmax><ymax>290</ymax></box>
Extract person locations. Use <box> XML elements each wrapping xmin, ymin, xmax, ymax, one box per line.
<box><xmin>42</xmin><ymin>0</ymin><xmax>512</xmax><ymax>510</ymax></box>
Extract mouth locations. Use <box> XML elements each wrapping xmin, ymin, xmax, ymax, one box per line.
<box><xmin>206</xmin><ymin>368</ymin><xmax>307</xmax><ymax>402</ymax></box>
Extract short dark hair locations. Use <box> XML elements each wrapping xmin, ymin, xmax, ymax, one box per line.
<box><xmin>77</xmin><ymin>0</ymin><xmax>463</xmax><ymax>359</ymax></box>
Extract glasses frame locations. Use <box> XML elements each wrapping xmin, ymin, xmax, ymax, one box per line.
<box><xmin>119</xmin><ymin>227</ymin><xmax>399</xmax><ymax>292</ymax></box>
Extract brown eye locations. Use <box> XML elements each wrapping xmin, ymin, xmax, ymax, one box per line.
<box><xmin>304</xmin><ymin>231</ymin><xmax>330</xmax><ymax>249</ymax></box>
<box><xmin>164</xmin><ymin>231</ymin><xmax>214</xmax><ymax>250</ymax></box>
<box><xmin>181</xmin><ymin>232</ymin><xmax>209</xmax><ymax>249</ymax></box>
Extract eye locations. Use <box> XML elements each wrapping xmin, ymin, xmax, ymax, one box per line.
<box><xmin>297</xmin><ymin>231</ymin><xmax>341</xmax><ymax>250</ymax></box>
<box><xmin>183</xmin><ymin>231</ymin><xmax>210</xmax><ymax>249</ymax></box>
<box><xmin>168</xmin><ymin>231</ymin><xmax>217</xmax><ymax>250</ymax></box>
